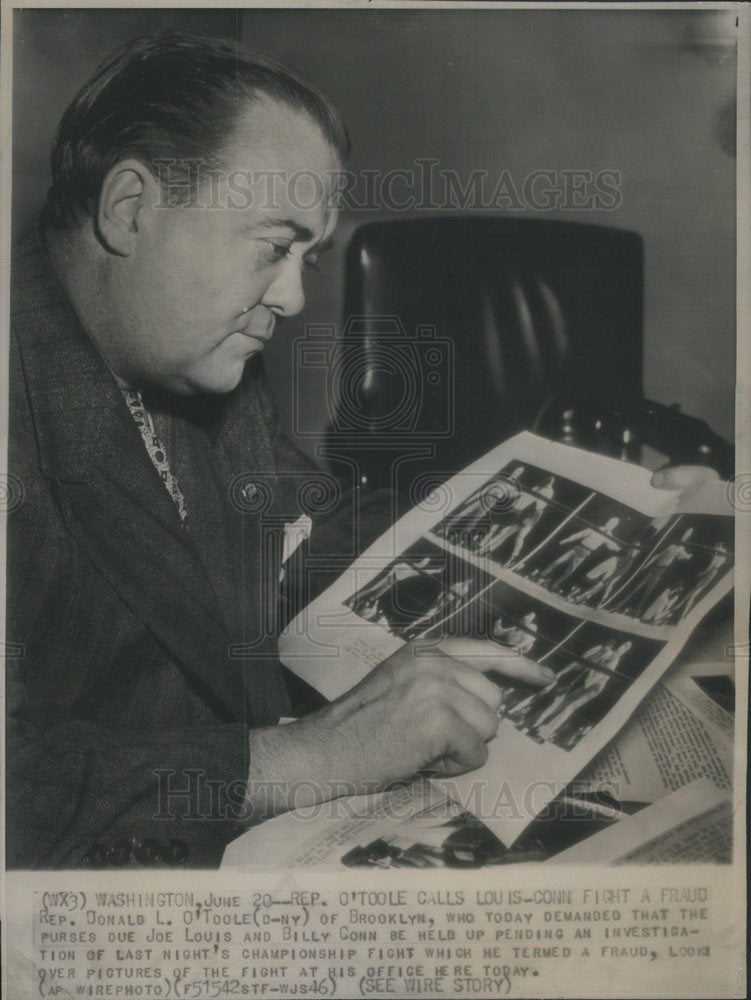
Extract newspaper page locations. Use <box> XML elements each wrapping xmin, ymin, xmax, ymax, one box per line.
<box><xmin>580</xmin><ymin>659</ymin><xmax>733</xmax><ymax>805</ymax></box>
<box><xmin>222</xmin><ymin>653</ymin><xmax>735</xmax><ymax>869</ymax></box>
<box><xmin>1</xmin><ymin>4</ymin><xmax>748</xmax><ymax>1000</ymax></box>
<box><xmin>221</xmin><ymin>776</ymin><xmax>731</xmax><ymax>869</ymax></box>
<box><xmin>280</xmin><ymin>432</ymin><xmax>734</xmax><ymax>844</ymax></box>
<box><xmin>553</xmin><ymin>779</ymin><xmax>732</xmax><ymax>865</ymax></box>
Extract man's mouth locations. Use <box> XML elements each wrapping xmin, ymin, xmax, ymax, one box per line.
<box><xmin>238</xmin><ymin>317</ymin><xmax>275</xmax><ymax>347</ymax></box>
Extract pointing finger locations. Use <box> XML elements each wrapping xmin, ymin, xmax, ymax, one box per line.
<box><xmin>437</xmin><ymin>637</ymin><xmax>555</xmax><ymax>686</ymax></box>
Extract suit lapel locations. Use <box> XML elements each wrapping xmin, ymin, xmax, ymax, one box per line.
<box><xmin>12</xmin><ymin>235</ymin><xmax>247</xmax><ymax>721</ymax></box>
<box><xmin>204</xmin><ymin>367</ymin><xmax>294</xmax><ymax>723</ymax></box>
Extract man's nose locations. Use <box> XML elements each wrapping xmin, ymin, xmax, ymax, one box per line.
<box><xmin>261</xmin><ymin>258</ymin><xmax>306</xmax><ymax>318</ymax></box>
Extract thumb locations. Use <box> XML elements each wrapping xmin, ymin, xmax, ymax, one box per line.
<box><xmin>651</xmin><ymin>465</ymin><xmax>719</xmax><ymax>493</ymax></box>
<box><xmin>429</xmin><ymin>717</ymin><xmax>490</xmax><ymax>776</ymax></box>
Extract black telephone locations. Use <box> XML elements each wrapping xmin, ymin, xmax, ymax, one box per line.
<box><xmin>534</xmin><ymin>396</ymin><xmax>734</xmax><ymax>480</ymax></box>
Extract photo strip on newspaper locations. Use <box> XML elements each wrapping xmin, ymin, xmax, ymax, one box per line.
<box><xmin>1</xmin><ymin>3</ymin><xmax>748</xmax><ymax>1000</ymax></box>
<box><xmin>276</xmin><ymin>432</ymin><xmax>736</xmax><ymax>860</ymax></box>
<box><xmin>8</xmin><ymin>430</ymin><xmax>747</xmax><ymax>997</ymax></box>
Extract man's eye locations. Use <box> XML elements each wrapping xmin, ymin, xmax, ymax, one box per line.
<box><xmin>261</xmin><ymin>240</ymin><xmax>292</xmax><ymax>263</ymax></box>
<box><xmin>303</xmin><ymin>255</ymin><xmax>321</xmax><ymax>273</ymax></box>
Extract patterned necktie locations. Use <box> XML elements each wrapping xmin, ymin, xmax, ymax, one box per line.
<box><xmin>120</xmin><ymin>389</ymin><xmax>189</xmax><ymax>527</ymax></box>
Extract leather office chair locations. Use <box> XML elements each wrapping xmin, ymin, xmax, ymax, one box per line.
<box><xmin>321</xmin><ymin>217</ymin><xmax>731</xmax><ymax>493</ymax></box>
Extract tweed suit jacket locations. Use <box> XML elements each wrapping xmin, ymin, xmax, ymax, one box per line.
<box><xmin>6</xmin><ymin>234</ymin><xmax>392</xmax><ymax>868</ymax></box>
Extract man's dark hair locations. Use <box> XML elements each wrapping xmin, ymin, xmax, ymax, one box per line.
<box><xmin>42</xmin><ymin>31</ymin><xmax>349</xmax><ymax>229</ymax></box>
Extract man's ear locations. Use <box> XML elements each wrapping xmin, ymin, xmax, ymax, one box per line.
<box><xmin>96</xmin><ymin>159</ymin><xmax>155</xmax><ymax>255</ymax></box>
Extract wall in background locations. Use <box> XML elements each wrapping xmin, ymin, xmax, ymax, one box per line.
<box><xmin>238</xmin><ymin>8</ymin><xmax>737</xmax><ymax>455</ymax></box>
<box><xmin>12</xmin><ymin>9</ymin><xmax>238</xmax><ymax>235</ymax></box>
<box><xmin>13</xmin><ymin>9</ymin><xmax>737</xmax><ymax>460</ymax></box>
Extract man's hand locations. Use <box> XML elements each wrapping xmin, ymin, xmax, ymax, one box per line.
<box><xmin>246</xmin><ymin>639</ymin><xmax>554</xmax><ymax>820</ymax></box>
<box><xmin>650</xmin><ymin>465</ymin><xmax>720</xmax><ymax>495</ymax></box>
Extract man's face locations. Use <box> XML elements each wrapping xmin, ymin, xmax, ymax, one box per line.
<box><xmin>111</xmin><ymin>97</ymin><xmax>339</xmax><ymax>394</ymax></box>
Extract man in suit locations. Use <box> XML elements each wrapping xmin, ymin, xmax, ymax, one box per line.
<box><xmin>6</xmin><ymin>32</ymin><xmax>716</xmax><ymax>869</ymax></box>
<box><xmin>7</xmin><ymin>33</ymin><xmax>554</xmax><ymax>869</ymax></box>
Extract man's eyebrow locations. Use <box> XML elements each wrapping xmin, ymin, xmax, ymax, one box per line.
<box><xmin>253</xmin><ymin>218</ymin><xmax>314</xmax><ymax>242</ymax></box>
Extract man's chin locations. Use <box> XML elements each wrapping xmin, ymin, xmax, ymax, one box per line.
<box><xmin>167</xmin><ymin>361</ymin><xmax>250</xmax><ymax>397</ymax></box>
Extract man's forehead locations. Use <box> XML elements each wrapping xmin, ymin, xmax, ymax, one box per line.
<box><xmin>216</xmin><ymin>97</ymin><xmax>340</xmax><ymax>235</ymax></box>
<box><xmin>223</xmin><ymin>95</ymin><xmax>340</xmax><ymax>173</ymax></box>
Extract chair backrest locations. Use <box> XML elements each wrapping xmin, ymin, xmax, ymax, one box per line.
<box><xmin>323</xmin><ymin>217</ymin><xmax>643</xmax><ymax>492</ymax></box>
